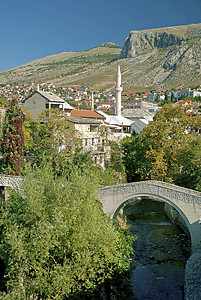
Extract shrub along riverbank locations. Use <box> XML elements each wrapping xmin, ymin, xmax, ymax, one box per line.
<box><xmin>0</xmin><ymin>162</ymin><xmax>134</xmax><ymax>299</ymax></box>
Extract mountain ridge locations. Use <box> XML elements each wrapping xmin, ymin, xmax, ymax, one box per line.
<box><xmin>0</xmin><ymin>23</ymin><xmax>201</xmax><ymax>92</ymax></box>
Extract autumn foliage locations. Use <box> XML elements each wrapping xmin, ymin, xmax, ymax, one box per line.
<box><xmin>122</xmin><ymin>104</ymin><xmax>201</xmax><ymax>188</ymax></box>
<box><xmin>0</xmin><ymin>99</ymin><xmax>25</xmax><ymax>175</ymax></box>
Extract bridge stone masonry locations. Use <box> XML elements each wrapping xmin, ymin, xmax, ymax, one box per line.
<box><xmin>0</xmin><ymin>174</ymin><xmax>23</xmax><ymax>189</ymax></box>
<box><xmin>0</xmin><ymin>174</ymin><xmax>23</xmax><ymax>200</ymax></box>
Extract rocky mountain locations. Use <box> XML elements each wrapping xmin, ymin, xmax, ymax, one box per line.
<box><xmin>117</xmin><ymin>23</ymin><xmax>201</xmax><ymax>90</ymax></box>
<box><xmin>0</xmin><ymin>23</ymin><xmax>201</xmax><ymax>91</ymax></box>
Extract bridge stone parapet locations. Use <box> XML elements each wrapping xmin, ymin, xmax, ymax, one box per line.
<box><xmin>0</xmin><ymin>174</ymin><xmax>23</xmax><ymax>190</ymax></box>
<box><xmin>99</xmin><ymin>180</ymin><xmax>201</xmax><ymax>206</ymax></box>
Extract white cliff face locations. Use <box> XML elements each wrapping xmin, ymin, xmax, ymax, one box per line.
<box><xmin>119</xmin><ymin>31</ymin><xmax>183</xmax><ymax>58</ymax></box>
<box><xmin>119</xmin><ymin>23</ymin><xmax>201</xmax><ymax>59</ymax></box>
<box><xmin>117</xmin><ymin>23</ymin><xmax>201</xmax><ymax>90</ymax></box>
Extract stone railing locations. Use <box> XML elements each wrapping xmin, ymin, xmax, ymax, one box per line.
<box><xmin>0</xmin><ymin>174</ymin><xmax>23</xmax><ymax>191</ymax></box>
<box><xmin>99</xmin><ymin>180</ymin><xmax>201</xmax><ymax>206</ymax></box>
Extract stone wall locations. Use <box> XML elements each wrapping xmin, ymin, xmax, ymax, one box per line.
<box><xmin>164</xmin><ymin>203</ymin><xmax>190</xmax><ymax>237</ymax></box>
<box><xmin>185</xmin><ymin>250</ymin><xmax>201</xmax><ymax>300</ymax></box>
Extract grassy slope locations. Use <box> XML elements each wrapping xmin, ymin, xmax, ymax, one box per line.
<box><xmin>0</xmin><ymin>43</ymin><xmax>121</xmax><ymax>86</ymax></box>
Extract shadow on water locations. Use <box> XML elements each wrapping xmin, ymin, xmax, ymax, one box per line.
<box><xmin>121</xmin><ymin>198</ymin><xmax>191</xmax><ymax>300</ymax></box>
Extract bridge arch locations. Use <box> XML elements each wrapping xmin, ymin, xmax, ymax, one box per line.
<box><xmin>112</xmin><ymin>192</ymin><xmax>190</xmax><ymax>228</ymax></box>
<box><xmin>99</xmin><ymin>180</ymin><xmax>201</xmax><ymax>253</ymax></box>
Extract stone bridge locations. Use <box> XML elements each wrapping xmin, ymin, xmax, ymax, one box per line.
<box><xmin>98</xmin><ymin>181</ymin><xmax>201</xmax><ymax>298</ymax></box>
<box><xmin>0</xmin><ymin>175</ymin><xmax>201</xmax><ymax>252</ymax></box>
<box><xmin>99</xmin><ymin>180</ymin><xmax>201</xmax><ymax>253</ymax></box>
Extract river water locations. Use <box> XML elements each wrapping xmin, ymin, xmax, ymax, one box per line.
<box><xmin>120</xmin><ymin>198</ymin><xmax>191</xmax><ymax>300</ymax></box>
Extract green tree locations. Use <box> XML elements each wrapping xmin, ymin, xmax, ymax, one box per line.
<box><xmin>121</xmin><ymin>135</ymin><xmax>151</xmax><ymax>182</ymax></box>
<box><xmin>171</xmin><ymin>92</ymin><xmax>176</xmax><ymax>102</ymax></box>
<box><xmin>68</xmin><ymin>100</ymin><xmax>79</xmax><ymax>108</ymax></box>
<box><xmin>0</xmin><ymin>162</ymin><xmax>133</xmax><ymax>299</ymax></box>
<box><xmin>174</xmin><ymin>137</ymin><xmax>201</xmax><ymax>191</ymax></box>
<box><xmin>53</xmin><ymin>148</ymin><xmax>117</xmax><ymax>185</ymax></box>
<box><xmin>107</xmin><ymin>141</ymin><xmax>127</xmax><ymax>183</ymax></box>
<box><xmin>122</xmin><ymin>104</ymin><xmax>201</xmax><ymax>184</ymax></box>
<box><xmin>141</xmin><ymin>104</ymin><xmax>201</xmax><ymax>182</ymax></box>
<box><xmin>35</xmin><ymin>109</ymin><xmax>79</xmax><ymax>164</ymax></box>
<box><xmin>21</xmin><ymin>110</ymin><xmax>36</xmax><ymax>154</ymax></box>
<box><xmin>0</xmin><ymin>99</ymin><xmax>25</xmax><ymax>175</ymax></box>
<box><xmin>155</xmin><ymin>94</ymin><xmax>160</xmax><ymax>103</ymax></box>
<box><xmin>127</xmin><ymin>97</ymin><xmax>135</xmax><ymax>101</ymax></box>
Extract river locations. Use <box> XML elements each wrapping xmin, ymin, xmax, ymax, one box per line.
<box><xmin>120</xmin><ymin>197</ymin><xmax>191</xmax><ymax>300</ymax></box>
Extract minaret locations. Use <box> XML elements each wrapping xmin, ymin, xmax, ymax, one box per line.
<box><xmin>116</xmin><ymin>65</ymin><xmax>123</xmax><ymax>116</ymax></box>
<box><xmin>91</xmin><ymin>92</ymin><xmax>94</xmax><ymax>111</ymax></box>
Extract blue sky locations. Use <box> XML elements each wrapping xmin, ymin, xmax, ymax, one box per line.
<box><xmin>0</xmin><ymin>0</ymin><xmax>201</xmax><ymax>72</ymax></box>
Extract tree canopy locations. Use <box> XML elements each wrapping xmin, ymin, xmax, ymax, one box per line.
<box><xmin>0</xmin><ymin>162</ymin><xmax>133</xmax><ymax>299</ymax></box>
<box><xmin>36</xmin><ymin>109</ymin><xmax>79</xmax><ymax>161</ymax></box>
<box><xmin>122</xmin><ymin>104</ymin><xmax>201</xmax><ymax>187</ymax></box>
<box><xmin>174</xmin><ymin>137</ymin><xmax>201</xmax><ymax>191</ymax></box>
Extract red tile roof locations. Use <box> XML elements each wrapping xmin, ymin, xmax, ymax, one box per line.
<box><xmin>70</xmin><ymin>109</ymin><xmax>104</xmax><ymax>119</ymax></box>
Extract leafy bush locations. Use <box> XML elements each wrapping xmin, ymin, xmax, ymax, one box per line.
<box><xmin>0</xmin><ymin>162</ymin><xmax>133</xmax><ymax>299</ymax></box>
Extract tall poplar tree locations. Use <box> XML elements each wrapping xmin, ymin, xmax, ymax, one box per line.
<box><xmin>0</xmin><ymin>99</ymin><xmax>25</xmax><ymax>175</ymax></box>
